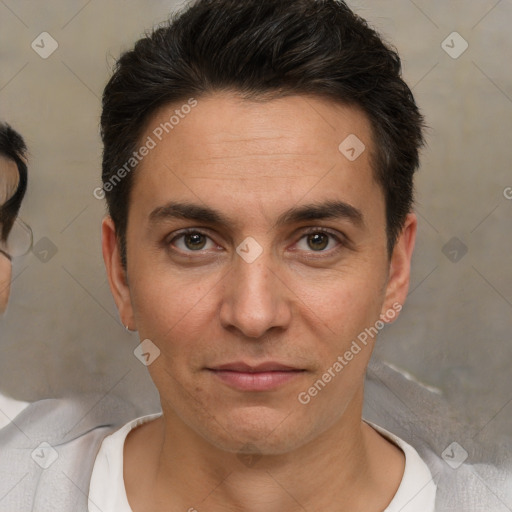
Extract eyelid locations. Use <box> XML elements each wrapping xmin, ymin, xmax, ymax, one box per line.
<box><xmin>299</xmin><ymin>226</ymin><xmax>345</xmax><ymax>240</ymax></box>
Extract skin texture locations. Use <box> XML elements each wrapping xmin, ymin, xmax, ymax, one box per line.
<box><xmin>0</xmin><ymin>254</ymin><xmax>11</xmax><ymax>314</ymax></box>
<box><xmin>0</xmin><ymin>154</ymin><xmax>19</xmax><ymax>205</ymax></box>
<box><xmin>0</xmin><ymin>154</ymin><xmax>19</xmax><ymax>313</ymax></box>
<box><xmin>103</xmin><ymin>92</ymin><xmax>417</xmax><ymax>511</ymax></box>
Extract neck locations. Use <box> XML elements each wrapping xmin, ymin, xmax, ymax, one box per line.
<box><xmin>124</xmin><ymin>387</ymin><xmax>404</xmax><ymax>512</ymax></box>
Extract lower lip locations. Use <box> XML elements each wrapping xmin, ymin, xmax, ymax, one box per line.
<box><xmin>208</xmin><ymin>370</ymin><xmax>304</xmax><ymax>391</ymax></box>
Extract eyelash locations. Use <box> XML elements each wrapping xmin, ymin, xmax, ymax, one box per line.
<box><xmin>167</xmin><ymin>227</ymin><xmax>346</xmax><ymax>257</ymax></box>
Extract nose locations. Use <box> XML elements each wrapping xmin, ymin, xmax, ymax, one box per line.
<box><xmin>219</xmin><ymin>248</ymin><xmax>292</xmax><ymax>339</ymax></box>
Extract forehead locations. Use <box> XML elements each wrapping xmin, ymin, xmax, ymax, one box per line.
<box><xmin>130</xmin><ymin>92</ymin><xmax>382</xmax><ymax>224</ymax></box>
<box><xmin>147</xmin><ymin>93</ymin><xmax>372</xmax><ymax>163</ymax></box>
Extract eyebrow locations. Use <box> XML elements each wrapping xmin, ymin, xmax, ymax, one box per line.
<box><xmin>149</xmin><ymin>200</ymin><xmax>364</xmax><ymax>230</ymax></box>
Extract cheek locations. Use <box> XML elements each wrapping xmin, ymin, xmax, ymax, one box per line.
<box><xmin>292</xmin><ymin>273</ymin><xmax>387</xmax><ymax>418</ymax></box>
<box><xmin>293</xmin><ymin>263</ymin><xmax>388</xmax><ymax>339</ymax></box>
<box><xmin>129</xmin><ymin>266</ymin><xmax>222</xmax><ymax>355</ymax></box>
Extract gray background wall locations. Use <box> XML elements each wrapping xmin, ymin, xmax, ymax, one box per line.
<box><xmin>0</xmin><ymin>0</ymin><xmax>511</xmax><ymax>438</ymax></box>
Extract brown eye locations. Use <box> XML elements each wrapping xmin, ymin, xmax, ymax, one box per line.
<box><xmin>184</xmin><ymin>233</ymin><xmax>207</xmax><ymax>250</ymax></box>
<box><xmin>168</xmin><ymin>229</ymin><xmax>220</xmax><ymax>255</ymax></box>
<box><xmin>295</xmin><ymin>229</ymin><xmax>343</xmax><ymax>254</ymax></box>
<box><xmin>307</xmin><ymin>233</ymin><xmax>329</xmax><ymax>251</ymax></box>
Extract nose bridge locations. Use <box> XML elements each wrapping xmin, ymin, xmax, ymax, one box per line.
<box><xmin>220</xmin><ymin>245</ymin><xmax>290</xmax><ymax>338</ymax></box>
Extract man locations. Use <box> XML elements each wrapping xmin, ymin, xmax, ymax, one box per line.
<box><xmin>0</xmin><ymin>122</ymin><xmax>28</xmax><ymax>315</ymax></box>
<box><xmin>1</xmin><ymin>1</ymin><xmax>509</xmax><ymax>511</ymax></box>
<box><xmin>0</xmin><ymin>123</ymin><xmax>30</xmax><ymax>429</ymax></box>
<box><xmin>98</xmin><ymin>0</ymin><xmax>432</xmax><ymax>510</ymax></box>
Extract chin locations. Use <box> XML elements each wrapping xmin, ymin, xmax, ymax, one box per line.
<box><xmin>198</xmin><ymin>406</ymin><xmax>314</xmax><ymax>456</ymax></box>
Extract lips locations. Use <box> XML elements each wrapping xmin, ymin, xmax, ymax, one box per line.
<box><xmin>210</xmin><ymin>362</ymin><xmax>300</xmax><ymax>372</ymax></box>
<box><xmin>207</xmin><ymin>361</ymin><xmax>305</xmax><ymax>391</ymax></box>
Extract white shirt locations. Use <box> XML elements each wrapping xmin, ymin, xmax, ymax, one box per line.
<box><xmin>88</xmin><ymin>414</ymin><xmax>436</xmax><ymax>512</ymax></box>
<box><xmin>0</xmin><ymin>392</ymin><xmax>30</xmax><ymax>429</ymax></box>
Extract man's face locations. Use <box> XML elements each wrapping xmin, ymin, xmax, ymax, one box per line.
<box><xmin>0</xmin><ymin>154</ymin><xmax>19</xmax><ymax>314</ymax></box>
<box><xmin>104</xmin><ymin>93</ymin><xmax>415</xmax><ymax>454</ymax></box>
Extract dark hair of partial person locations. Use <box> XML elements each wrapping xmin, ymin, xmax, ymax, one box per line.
<box><xmin>0</xmin><ymin>122</ymin><xmax>28</xmax><ymax>242</ymax></box>
<box><xmin>101</xmin><ymin>0</ymin><xmax>425</xmax><ymax>268</ymax></box>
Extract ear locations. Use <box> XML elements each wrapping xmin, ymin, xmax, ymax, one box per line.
<box><xmin>102</xmin><ymin>216</ymin><xmax>136</xmax><ymax>330</ymax></box>
<box><xmin>380</xmin><ymin>213</ymin><xmax>417</xmax><ymax>322</ymax></box>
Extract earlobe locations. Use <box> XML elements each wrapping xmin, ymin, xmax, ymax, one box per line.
<box><xmin>101</xmin><ymin>217</ymin><xmax>136</xmax><ymax>330</ymax></box>
<box><xmin>380</xmin><ymin>213</ymin><xmax>417</xmax><ymax>323</ymax></box>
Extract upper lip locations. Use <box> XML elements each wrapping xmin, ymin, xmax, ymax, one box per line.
<box><xmin>208</xmin><ymin>362</ymin><xmax>302</xmax><ymax>372</ymax></box>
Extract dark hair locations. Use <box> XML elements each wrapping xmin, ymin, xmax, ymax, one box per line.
<box><xmin>101</xmin><ymin>0</ymin><xmax>424</xmax><ymax>267</ymax></box>
<box><xmin>0</xmin><ymin>122</ymin><xmax>28</xmax><ymax>242</ymax></box>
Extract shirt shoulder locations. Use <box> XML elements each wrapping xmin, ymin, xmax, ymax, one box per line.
<box><xmin>366</xmin><ymin>422</ymin><xmax>436</xmax><ymax>512</ymax></box>
<box><xmin>0</xmin><ymin>392</ymin><xmax>29</xmax><ymax>429</ymax></box>
<box><xmin>0</xmin><ymin>394</ymin><xmax>138</xmax><ymax>512</ymax></box>
<box><xmin>88</xmin><ymin>413</ymin><xmax>162</xmax><ymax>512</ymax></box>
<box><xmin>364</xmin><ymin>359</ymin><xmax>512</xmax><ymax>511</ymax></box>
